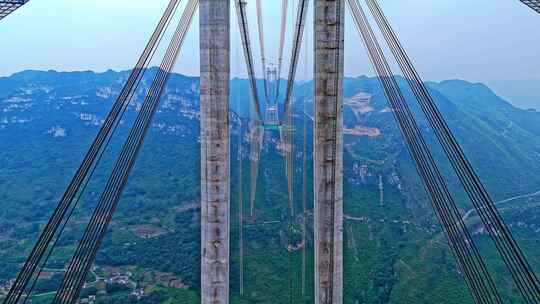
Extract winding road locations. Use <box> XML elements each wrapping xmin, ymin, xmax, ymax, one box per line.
<box><xmin>462</xmin><ymin>189</ymin><xmax>540</xmax><ymax>222</ymax></box>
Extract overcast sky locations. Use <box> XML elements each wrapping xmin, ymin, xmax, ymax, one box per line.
<box><xmin>0</xmin><ymin>0</ymin><xmax>539</xmax><ymax>84</ymax></box>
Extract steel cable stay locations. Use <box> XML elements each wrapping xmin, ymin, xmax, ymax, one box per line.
<box><xmin>282</xmin><ymin>92</ymin><xmax>296</xmax><ymax>304</ymax></box>
<box><xmin>255</xmin><ymin>0</ymin><xmax>270</xmax><ymax>102</ymax></box>
<box><xmin>0</xmin><ymin>0</ymin><xmax>29</xmax><ymax>20</ymax></box>
<box><xmin>279</xmin><ymin>1</ymin><xmax>311</xmax><ymax>300</ymax></box>
<box><xmin>280</xmin><ymin>2</ymin><xmax>310</xmax><ymax>282</ymax></box>
<box><xmin>55</xmin><ymin>22</ymin><xmax>195</xmax><ymax>304</ymax></box>
<box><xmin>239</xmin><ymin>120</ymin><xmax>245</xmax><ymax>297</ymax></box>
<box><xmin>275</xmin><ymin>0</ymin><xmax>289</xmax><ymax>100</ymax></box>
<box><xmin>300</xmin><ymin>5</ymin><xmax>311</xmax><ymax>298</ymax></box>
<box><xmin>22</xmin><ymin>13</ymin><xmax>182</xmax><ymax>304</ymax></box>
<box><xmin>358</xmin><ymin>4</ymin><xmax>520</xmax><ymax>300</ymax></box>
<box><xmin>281</xmin><ymin>0</ymin><xmax>310</xmax><ymax>124</ymax></box>
<box><xmin>3</xmin><ymin>1</ymin><xmax>540</xmax><ymax>303</ymax></box>
<box><xmin>227</xmin><ymin>108</ymin><xmax>245</xmax><ymax>296</ymax></box>
<box><xmin>51</xmin><ymin>1</ymin><xmax>198</xmax><ymax>302</ymax></box>
<box><xmin>22</xmin><ymin>79</ymin><xmax>146</xmax><ymax>303</ymax></box>
<box><xmin>301</xmin><ymin>95</ymin><xmax>309</xmax><ymax>299</ymax></box>
<box><xmin>248</xmin><ymin>121</ymin><xmax>263</xmax><ymax>218</ymax></box>
<box><xmin>231</xmin><ymin>109</ymin><xmax>245</xmax><ymax>296</ymax></box>
<box><xmin>3</xmin><ymin>1</ymin><xmax>182</xmax><ymax>303</ymax></box>
<box><xmin>21</xmin><ymin>70</ymin><xmax>141</xmax><ymax>304</ymax></box>
<box><xmin>232</xmin><ymin>23</ymin><xmax>246</xmax><ymax>297</ymax></box>
<box><xmin>348</xmin><ymin>1</ymin><xmax>502</xmax><ymax>302</ymax></box>
<box><xmin>366</xmin><ymin>0</ymin><xmax>540</xmax><ymax>302</ymax></box>
<box><xmin>234</xmin><ymin>0</ymin><xmax>263</xmax><ymax>122</ymax></box>
<box><xmin>520</xmin><ymin>0</ymin><xmax>540</xmax><ymax>13</ymax></box>
<box><xmin>58</xmin><ymin>4</ymin><xmax>196</xmax><ymax>302</ymax></box>
<box><xmin>233</xmin><ymin>0</ymin><xmax>265</xmax><ymax>220</ymax></box>
<box><xmin>348</xmin><ymin>7</ymin><xmax>492</xmax><ymax>302</ymax></box>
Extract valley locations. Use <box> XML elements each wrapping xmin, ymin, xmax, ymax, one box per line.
<box><xmin>0</xmin><ymin>70</ymin><xmax>539</xmax><ymax>303</ymax></box>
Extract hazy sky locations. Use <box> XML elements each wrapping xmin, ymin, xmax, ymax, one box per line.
<box><xmin>0</xmin><ymin>0</ymin><xmax>539</xmax><ymax>84</ymax></box>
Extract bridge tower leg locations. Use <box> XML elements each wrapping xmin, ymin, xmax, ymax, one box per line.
<box><xmin>314</xmin><ymin>0</ymin><xmax>344</xmax><ymax>303</ymax></box>
<box><xmin>200</xmin><ymin>1</ymin><xmax>230</xmax><ymax>303</ymax></box>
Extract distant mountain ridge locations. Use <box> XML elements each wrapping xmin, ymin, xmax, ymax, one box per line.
<box><xmin>2</xmin><ymin>68</ymin><xmax>540</xmax><ymax>206</ymax></box>
<box><xmin>487</xmin><ymin>79</ymin><xmax>540</xmax><ymax>110</ymax></box>
<box><xmin>2</xmin><ymin>68</ymin><xmax>540</xmax><ymax>213</ymax></box>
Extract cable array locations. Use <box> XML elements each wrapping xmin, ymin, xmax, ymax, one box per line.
<box><xmin>234</xmin><ymin>0</ymin><xmax>263</xmax><ymax>121</ymax></box>
<box><xmin>248</xmin><ymin>121</ymin><xmax>263</xmax><ymax>218</ymax></box>
<box><xmin>282</xmin><ymin>92</ymin><xmax>296</xmax><ymax>304</ymax></box>
<box><xmin>301</xmin><ymin>98</ymin><xmax>309</xmax><ymax>299</ymax></box>
<box><xmin>7</xmin><ymin>1</ymin><xmax>540</xmax><ymax>303</ymax></box>
<box><xmin>366</xmin><ymin>0</ymin><xmax>540</xmax><ymax>302</ymax></box>
<box><xmin>275</xmin><ymin>0</ymin><xmax>289</xmax><ymax>99</ymax></box>
<box><xmin>0</xmin><ymin>0</ymin><xmax>28</xmax><ymax>20</ymax></box>
<box><xmin>281</xmin><ymin>0</ymin><xmax>310</xmax><ymax>123</ymax></box>
<box><xmin>233</xmin><ymin>0</ymin><xmax>265</xmax><ymax>219</ymax></box>
<box><xmin>255</xmin><ymin>0</ymin><xmax>270</xmax><ymax>102</ymax></box>
<box><xmin>236</xmin><ymin>112</ymin><xmax>245</xmax><ymax>296</ymax></box>
<box><xmin>279</xmin><ymin>1</ymin><xmax>311</xmax><ymax>300</ymax></box>
<box><xmin>520</xmin><ymin>0</ymin><xmax>540</xmax><ymax>13</ymax></box>
<box><xmin>348</xmin><ymin>1</ymin><xmax>502</xmax><ymax>302</ymax></box>
<box><xmin>301</xmin><ymin>7</ymin><xmax>311</xmax><ymax>298</ymax></box>
<box><xmin>51</xmin><ymin>1</ymin><xmax>197</xmax><ymax>302</ymax></box>
<box><xmin>229</xmin><ymin>109</ymin><xmax>245</xmax><ymax>296</ymax></box>
<box><xmin>3</xmin><ymin>1</ymin><xmax>181</xmax><ymax>303</ymax></box>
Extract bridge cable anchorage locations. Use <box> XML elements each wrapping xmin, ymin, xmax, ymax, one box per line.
<box><xmin>348</xmin><ymin>1</ymin><xmax>502</xmax><ymax>302</ymax></box>
<box><xmin>366</xmin><ymin>0</ymin><xmax>540</xmax><ymax>301</ymax></box>
<box><xmin>520</xmin><ymin>0</ymin><xmax>540</xmax><ymax>13</ymax></box>
<box><xmin>281</xmin><ymin>0</ymin><xmax>310</xmax><ymax>125</ymax></box>
<box><xmin>234</xmin><ymin>0</ymin><xmax>263</xmax><ymax>122</ymax></box>
<box><xmin>275</xmin><ymin>0</ymin><xmax>289</xmax><ymax>100</ymax></box>
<box><xmin>51</xmin><ymin>2</ymin><xmax>198</xmax><ymax>303</ymax></box>
<box><xmin>255</xmin><ymin>0</ymin><xmax>270</xmax><ymax>102</ymax></box>
<box><xmin>3</xmin><ymin>1</ymin><xmax>182</xmax><ymax>303</ymax></box>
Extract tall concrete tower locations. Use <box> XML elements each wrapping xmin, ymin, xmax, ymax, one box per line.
<box><xmin>314</xmin><ymin>0</ymin><xmax>345</xmax><ymax>303</ymax></box>
<box><xmin>200</xmin><ymin>1</ymin><xmax>230</xmax><ymax>303</ymax></box>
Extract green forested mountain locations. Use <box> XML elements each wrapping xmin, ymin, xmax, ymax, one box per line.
<box><xmin>0</xmin><ymin>70</ymin><xmax>539</xmax><ymax>303</ymax></box>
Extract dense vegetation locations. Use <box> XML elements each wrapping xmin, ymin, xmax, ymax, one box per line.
<box><xmin>0</xmin><ymin>70</ymin><xmax>539</xmax><ymax>303</ymax></box>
